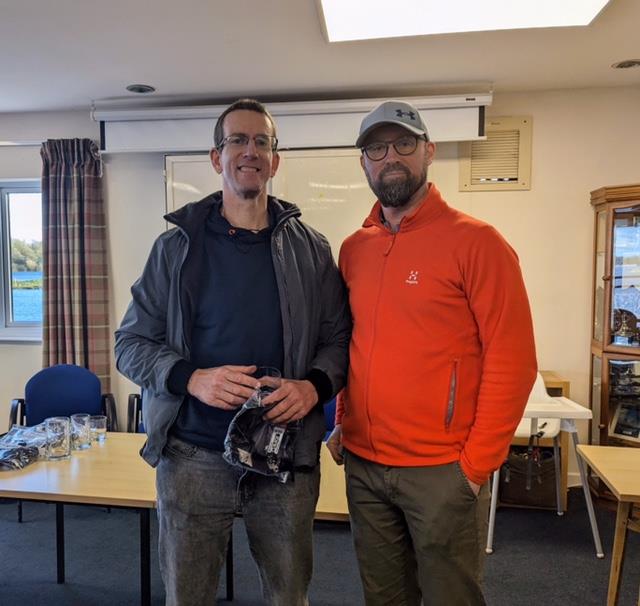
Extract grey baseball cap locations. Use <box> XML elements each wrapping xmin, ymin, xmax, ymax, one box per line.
<box><xmin>356</xmin><ymin>100</ymin><xmax>429</xmax><ymax>148</ymax></box>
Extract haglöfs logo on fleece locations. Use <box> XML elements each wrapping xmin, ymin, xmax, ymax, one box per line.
<box><xmin>406</xmin><ymin>270</ymin><xmax>419</xmax><ymax>285</ymax></box>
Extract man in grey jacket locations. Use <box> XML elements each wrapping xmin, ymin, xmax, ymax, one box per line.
<box><xmin>115</xmin><ymin>99</ymin><xmax>350</xmax><ymax>606</ymax></box>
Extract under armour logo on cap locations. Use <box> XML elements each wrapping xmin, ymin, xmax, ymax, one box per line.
<box><xmin>396</xmin><ymin>109</ymin><xmax>416</xmax><ymax>120</ymax></box>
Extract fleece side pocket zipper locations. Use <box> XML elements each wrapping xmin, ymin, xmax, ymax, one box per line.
<box><xmin>445</xmin><ymin>360</ymin><xmax>458</xmax><ymax>429</ymax></box>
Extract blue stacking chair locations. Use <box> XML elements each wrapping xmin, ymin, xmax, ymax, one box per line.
<box><xmin>9</xmin><ymin>364</ymin><xmax>118</xmax><ymax>429</ymax></box>
<box><xmin>7</xmin><ymin>364</ymin><xmax>119</xmax><ymax>522</ymax></box>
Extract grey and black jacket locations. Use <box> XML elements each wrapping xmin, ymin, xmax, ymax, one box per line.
<box><xmin>114</xmin><ymin>192</ymin><xmax>351</xmax><ymax>468</ymax></box>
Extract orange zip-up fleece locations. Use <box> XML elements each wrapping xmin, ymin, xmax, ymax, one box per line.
<box><xmin>336</xmin><ymin>184</ymin><xmax>537</xmax><ymax>485</ymax></box>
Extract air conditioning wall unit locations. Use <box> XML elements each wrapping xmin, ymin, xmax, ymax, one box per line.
<box><xmin>458</xmin><ymin>116</ymin><xmax>532</xmax><ymax>192</ymax></box>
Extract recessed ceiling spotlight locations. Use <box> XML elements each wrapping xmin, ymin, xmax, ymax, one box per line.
<box><xmin>611</xmin><ymin>60</ymin><xmax>640</xmax><ymax>69</ymax></box>
<box><xmin>126</xmin><ymin>83</ymin><xmax>156</xmax><ymax>94</ymax></box>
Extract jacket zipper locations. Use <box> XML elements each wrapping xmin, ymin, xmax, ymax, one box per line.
<box><xmin>445</xmin><ymin>360</ymin><xmax>458</xmax><ymax>429</ymax></box>
<box><xmin>271</xmin><ymin>225</ymin><xmax>296</xmax><ymax>377</ymax></box>
<box><xmin>364</xmin><ymin>232</ymin><xmax>396</xmax><ymax>455</ymax></box>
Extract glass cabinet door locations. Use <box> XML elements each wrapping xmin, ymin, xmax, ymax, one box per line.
<box><xmin>610</xmin><ymin>205</ymin><xmax>640</xmax><ymax>347</ymax></box>
<box><xmin>608</xmin><ymin>358</ymin><xmax>640</xmax><ymax>443</ymax></box>
<box><xmin>593</xmin><ymin>210</ymin><xmax>607</xmax><ymax>342</ymax></box>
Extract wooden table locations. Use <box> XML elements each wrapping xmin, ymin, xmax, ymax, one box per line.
<box><xmin>0</xmin><ymin>432</ymin><xmax>352</xmax><ymax>604</ymax></box>
<box><xmin>577</xmin><ymin>445</ymin><xmax>640</xmax><ymax>606</ymax></box>
<box><xmin>0</xmin><ymin>432</ymin><xmax>155</xmax><ymax>606</ymax></box>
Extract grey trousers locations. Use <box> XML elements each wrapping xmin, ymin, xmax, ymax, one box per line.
<box><xmin>156</xmin><ymin>435</ymin><xmax>320</xmax><ymax>606</ymax></box>
<box><xmin>345</xmin><ymin>451</ymin><xmax>490</xmax><ymax>606</ymax></box>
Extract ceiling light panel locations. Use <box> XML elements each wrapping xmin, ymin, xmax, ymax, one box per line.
<box><xmin>320</xmin><ymin>0</ymin><xmax>611</xmax><ymax>42</ymax></box>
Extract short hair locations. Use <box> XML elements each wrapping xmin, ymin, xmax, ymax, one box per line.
<box><xmin>213</xmin><ymin>99</ymin><xmax>277</xmax><ymax>149</ymax></box>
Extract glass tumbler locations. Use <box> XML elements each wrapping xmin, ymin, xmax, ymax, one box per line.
<box><xmin>71</xmin><ymin>413</ymin><xmax>92</xmax><ymax>450</ymax></box>
<box><xmin>89</xmin><ymin>414</ymin><xmax>107</xmax><ymax>443</ymax></box>
<box><xmin>45</xmin><ymin>416</ymin><xmax>71</xmax><ymax>460</ymax></box>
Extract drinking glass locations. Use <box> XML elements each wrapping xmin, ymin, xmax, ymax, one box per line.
<box><xmin>89</xmin><ymin>414</ymin><xmax>108</xmax><ymax>443</ymax></box>
<box><xmin>253</xmin><ymin>367</ymin><xmax>282</xmax><ymax>405</ymax></box>
<box><xmin>45</xmin><ymin>416</ymin><xmax>71</xmax><ymax>460</ymax></box>
<box><xmin>70</xmin><ymin>413</ymin><xmax>92</xmax><ymax>450</ymax></box>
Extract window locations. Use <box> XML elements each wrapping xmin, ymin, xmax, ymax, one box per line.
<box><xmin>0</xmin><ymin>181</ymin><xmax>42</xmax><ymax>341</ymax></box>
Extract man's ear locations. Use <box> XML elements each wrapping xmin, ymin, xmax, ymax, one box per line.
<box><xmin>210</xmin><ymin>148</ymin><xmax>223</xmax><ymax>175</ymax></box>
<box><xmin>270</xmin><ymin>151</ymin><xmax>280</xmax><ymax>178</ymax></box>
<box><xmin>425</xmin><ymin>141</ymin><xmax>436</xmax><ymax>167</ymax></box>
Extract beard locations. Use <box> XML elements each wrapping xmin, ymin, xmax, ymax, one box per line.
<box><xmin>239</xmin><ymin>188</ymin><xmax>261</xmax><ymax>200</ymax></box>
<box><xmin>366</xmin><ymin>162</ymin><xmax>426</xmax><ymax>208</ymax></box>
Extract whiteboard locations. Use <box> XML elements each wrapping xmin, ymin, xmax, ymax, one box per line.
<box><xmin>164</xmin><ymin>153</ymin><xmax>222</xmax><ymax>214</ymax></box>
<box><xmin>271</xmin><ymin>149</ymin><xmax>371</xmax><ymax>260</ymax></box>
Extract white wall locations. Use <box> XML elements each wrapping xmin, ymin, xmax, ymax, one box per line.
<box><xmin>103</xmin><ymin>152</ymin><xmax>167</xmax><ymax>422</ymax></box>
<box><xmin>0</xmin><ymin>110</ymin><xmax>99</xmax><ymax>429</ymax></box>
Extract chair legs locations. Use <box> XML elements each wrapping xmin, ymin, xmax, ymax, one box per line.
<box><xmin>486</xmin><ymin>436</ymin><xmax>563</xmax><ymax>554</ymax></box>
<box><xmin>553</xmin><ymin>435</ymin><xmax>563</xmax><ymax>515</ymax></box>
<box><xmin>17</xmin><ymin>500</ymin><xmax>23</xmax><ymax>523</ymax></box>
<box><xmin>485</xmin><ymin>468</ymin><xmax>500</xmax><ymax>554</ymax></box>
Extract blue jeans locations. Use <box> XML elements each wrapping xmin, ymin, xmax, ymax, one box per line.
<box><xmin>156</xmin><ymin>435</ymin><xmax>320</xmax><ymax>606</ymax></box>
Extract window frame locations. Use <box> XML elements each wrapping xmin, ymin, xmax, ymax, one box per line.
<box><xmin>0</xmin><ymin>180</ymin><xmax>42</xmax><ymax>342</ymax></box>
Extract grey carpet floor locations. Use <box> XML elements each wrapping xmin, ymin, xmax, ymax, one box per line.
<box><xmin>0</xmin><ymin>489</ymin><xmax>638</xmax><ymax>605</ymax></box>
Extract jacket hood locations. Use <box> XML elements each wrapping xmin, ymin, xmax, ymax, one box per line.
<box><xmin>363</xmin><ymin>183</ymin><xmax>448</xmax><ymax>233</ymax></box>
<box><xmin>164</xmin><ymin>191</ymin><xmax>302</xmax><ymax>238</ymax></box>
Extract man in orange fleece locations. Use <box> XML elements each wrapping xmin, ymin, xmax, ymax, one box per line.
<box><xmin>327</xmin><ymin>100</ymin><xmax>537</xmax><ymax>606</ymax></box>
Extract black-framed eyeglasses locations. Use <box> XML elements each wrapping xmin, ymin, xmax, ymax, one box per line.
<box><xmin>361</xmin><ymin>134</ymin><xmax>427</xmax><ymax>161</ymax></box>
<box><xmin>219</xmin><ymin>133</ymin><xmax>278</xmax><ymax>152</ymax></box>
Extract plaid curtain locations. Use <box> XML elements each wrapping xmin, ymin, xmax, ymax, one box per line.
<box><xmin>40</xmin><ymin>139</ymin><xmax>110</xmax><ymax>391</ymax></box>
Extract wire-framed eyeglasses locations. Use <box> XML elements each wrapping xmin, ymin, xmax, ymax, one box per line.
<box><xmin>361</xmin><ymin>134</ymin><xmax>427</xmax><ymax>161</ymax></box>
<box><xmin>219</xmin><ymin>133</ymin><xmax>278</xmax><ymax>152</ymax></box>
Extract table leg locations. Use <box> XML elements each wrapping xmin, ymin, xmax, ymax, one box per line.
<box><xmin>56</xmin><ymin>503</ymin><xmax>65</xmax><ymax>584</ymax></box>
<box><xmin>571</xmin><ymin>432</ymin><xmax>604</xmax><ymax>558</ymax></box>
<box><xmin>607</xmin><ymin>501</ymin><xmax>631</xmax><ymax>606</ymax></box>
<box><xmin>140</xmin><ymin>508</ymin><xmax>150</xmax><ymax>606</ymax></box>
<box><xmin>226</xmin><ymin>530</ymin><xmax>234</xmax><ymax>600</ymax></box>
<box><xmin>553</xmin><ymin>435</ymin><xmax>563</xmax><ymax>516</ymax></box>
<box><xmin>485</xmin><ymin>469</ymin><xmax>500</xmax><ymax>554</ymax></box>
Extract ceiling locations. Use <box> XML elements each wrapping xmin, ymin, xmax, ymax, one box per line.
<box><xmin>0</xmin><ymin>0</ymin><xmax>638</xmax><ymax>114</ymax></box>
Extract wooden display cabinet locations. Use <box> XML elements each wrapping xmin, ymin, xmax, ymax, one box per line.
<box><xmin>589</xmin><ymin>185</ymin><xmax>640</xmax><ymax>492</ymax></box>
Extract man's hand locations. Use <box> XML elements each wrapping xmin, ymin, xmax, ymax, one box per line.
<box><xmin>326</xmin><ymin>424</ymin><xmax>344</xmax><ymax>465</ymax></box>
<box><xmin>187</xmin><ymin>365</ymin><xmax>259</xmax><ymax>410</ymax></box>
<box><xmin>463</xmin><ymin>473</ymin><xmax>481</xmax><ymax>496</ymax></box>
<box><xmin>261</xmin><ymin>379</ymin><xmax>318</xmax><ymax>424</ymax></box>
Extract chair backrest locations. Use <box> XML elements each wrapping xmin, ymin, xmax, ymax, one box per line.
<box><xmin>127</xmin><ymin>392</ymin><xmax>145</xmax><ymax>433</ymax></box>
<box><xmin>527</xmin><ymin>372</ymin><xmax>554</xmax><ymax>403</ymax></box>
<box><xmin>24</xmin><ymin>364</ymin><xmax>103</xmax><ymax>426</ymax></box>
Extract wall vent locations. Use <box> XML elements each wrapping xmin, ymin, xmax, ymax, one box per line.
<box><xmin>459</xmin><ymin>116</ymin><xmax>532</xmax><ymax>191</ymax></box>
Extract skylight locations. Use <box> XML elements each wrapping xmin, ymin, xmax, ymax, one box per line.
<box><xmin>319</xmin><ymin>0</ymin><xmax>611</xmax><ymax>42</ymax></box>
